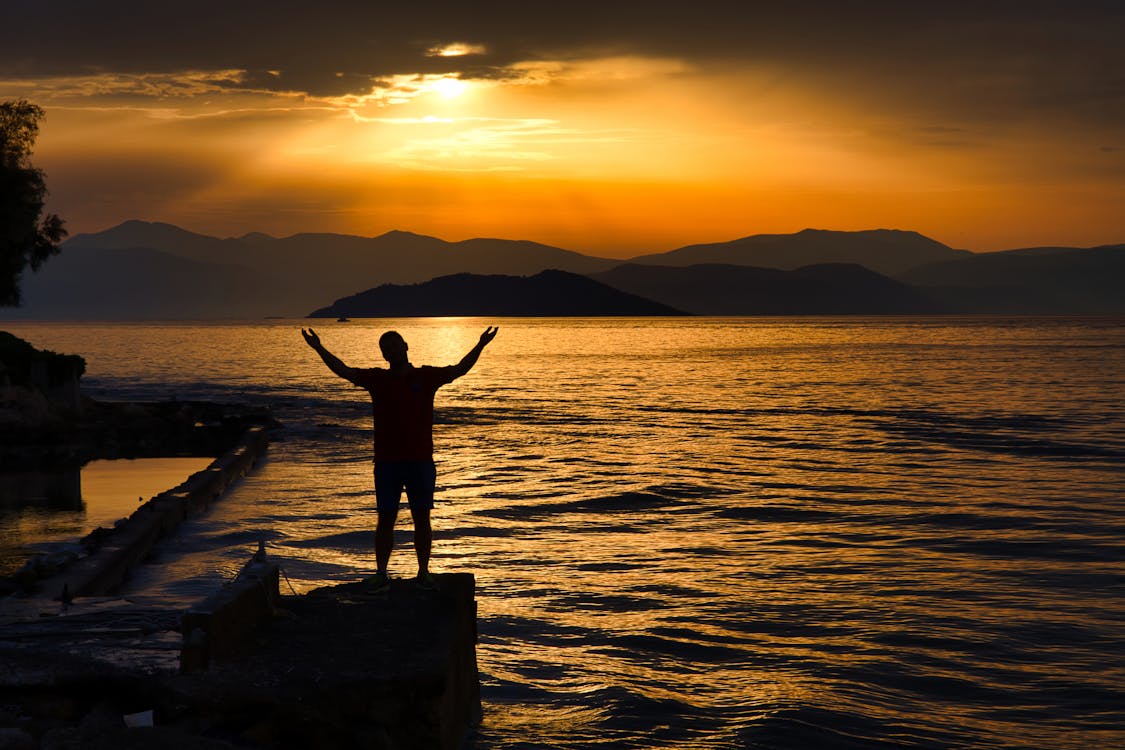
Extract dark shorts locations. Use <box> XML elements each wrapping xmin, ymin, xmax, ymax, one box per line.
<box><xmin>373</xmin><ymin>461</ymin><xmax>436</xmax><ymax>515</ymax></box>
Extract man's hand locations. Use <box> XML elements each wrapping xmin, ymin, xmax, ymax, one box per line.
<box><xmin>301</xmin><ymin>328</ymin><xmax>322</xmax><ymax>349</ymax></box>
<box><xmin>450</xmin><ymin>327</ymin><xmax>498</xmax><ymax>379</ymax></box>
<box><xmin>302</xmin><ymin>328</ymin><xmax>358</xmax><ymax>382</ymax></box>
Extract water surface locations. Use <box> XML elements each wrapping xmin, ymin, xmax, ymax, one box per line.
<box><xmin>3</xmin><ymin>317</ymin><xmax>1123</xmax><ymax>749</ymax></box>
<box><xmin>0</xmin><ymin>457</ymin><xmax>212</xmax><ymax>576</ymax></box>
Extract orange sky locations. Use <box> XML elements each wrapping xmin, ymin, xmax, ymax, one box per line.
<box><xmin>4</xmin><ymin>3</ymin><xmax>1123</xmax><ymax>257</ymax></box>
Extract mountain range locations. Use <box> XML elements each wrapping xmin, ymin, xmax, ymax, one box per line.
<box><xmin>898</xmin><ymin>245</ymin><xmax>1125</xmax><ymax>313</ymax></box>
<box><xmin>3</xmin><ymin>220</ymin><xmax>1122</xmax><ymax>318</ymax></box>
<box><xmin>628</xmin><ymin>228</ymin><xmax>969</xmax><ymax>276</ymax></box>
<box><xmin>590</xmin><ymin>263</ymin><xmax>945</xmax><ymax>315</ymax></box>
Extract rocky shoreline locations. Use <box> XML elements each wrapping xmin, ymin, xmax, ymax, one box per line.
<box><xmin>1</xmin><ymin>334</ymin><xmax>482</xmax><ymax>748</ymax></box>
<box><xmin>0</xmin><ymin>397</ymin><xmax>276</xmax><ymax>471</ymax></box>
<box><xmin>0</xmin><ymin>411</ymin><xmax>481</xmax><ymax>749</ymax></box>
<box><xmin>0</xmin><ymin>572</ymin><xmax>481</xmax><ymax>750</ymax></box>
<box><xmin>0</xmin><ymin>401</ymin><xmax>276</xmax><ymax>596</ymax></box>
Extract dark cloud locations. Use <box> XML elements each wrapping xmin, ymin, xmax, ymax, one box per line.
<box><xmin>232</xmin><ymin>69</ymin><xmax>380</xmax><ymax>98</ymax></box>
<box><xmin>3</xmin><ymin>1</ymin><xmax>1123</xmax><ymax>128</ymax></box>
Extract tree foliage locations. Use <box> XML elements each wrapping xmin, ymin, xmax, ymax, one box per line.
<box><xmin>1</xmin><ymin>99</ymin><xmax>66</xmax><ymax>306</ymax></box>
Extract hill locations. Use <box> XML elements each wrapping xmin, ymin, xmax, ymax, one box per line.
<box><xmin>9</xmin><ymin>247</ymin><xmax>279</xmax><ymax>319</ymax></box>
<box><xmin>308</xmin><ymin>270</ymin><xmax>687</xmax><ymax>317</ymax></box>
<box><xmin>628</xmin><ymin>228</ymin><xmax>970</xmax><ymax>276</ymax></box>
<box><xmin>591</xmin><ymin>263</ymin><xmax>943</xmax><ymax>315</ymax></box>
<box><xmin>13</xmin><ymin>221</ymin><xmax>619</xmax><ymax>318</ymax></box>
<box><xmin>5</xmin><ymin>220</ymin><xmax>1122</xmax><ymax>319</ymax></box>
<box><xmin>896</xmin><ymin>245</ymin><xmax>1125</xmax><ymax>313</ymax></box>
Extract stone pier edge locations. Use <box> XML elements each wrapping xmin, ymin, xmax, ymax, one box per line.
<box><xmin>32</xmin><ymin>424</ymin><xmax>270</xmax><ymax>602</ymax></box>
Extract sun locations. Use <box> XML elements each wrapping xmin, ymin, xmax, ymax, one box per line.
<box><xmin>431</xmin><ymin>76</ymin><xmax>468</xmax><ymax>99</ymax></box>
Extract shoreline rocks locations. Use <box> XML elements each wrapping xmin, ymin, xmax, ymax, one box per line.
<box><xmin>0</xmin><ymin>397</ymin><xmax>277</xmax><ymax>471</ymax></box>
<box><xmin>0</xmin><ymin>574</ymin><xmax>481</xmax><ymax>750</ymax></box>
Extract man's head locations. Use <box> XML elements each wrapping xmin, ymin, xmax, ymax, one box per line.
<box><xmin>379</xmin><ymin>330</ymin><xmax>409</xmax><ymax>366</ymax></box>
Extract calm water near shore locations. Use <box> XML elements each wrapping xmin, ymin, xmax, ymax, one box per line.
<box><xmin>0</xmin><ymin>457</ymin><xmax>213</xmax><ymax>577</ymax></box>
<box><xmin>3</xmin><ymin>316</ymin><xmax>1123</xmax><ymax>749</ymax></box>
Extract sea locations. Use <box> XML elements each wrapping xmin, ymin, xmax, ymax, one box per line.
<box><xmin>2</xmin><ymin>316</ymin><xmax>1123</xmax><ymax>749</ymax></box>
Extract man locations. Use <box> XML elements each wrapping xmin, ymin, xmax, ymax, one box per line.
<box><xmin>301</xmin><ymin>326</ymin><xmax>498</xmax><ymax>591</ymax></box>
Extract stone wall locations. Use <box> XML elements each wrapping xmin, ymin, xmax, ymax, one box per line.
<box><xmin>0</xmin><ymin>573</ymin><xmax>483</xmax><ymax>749</ymax></box>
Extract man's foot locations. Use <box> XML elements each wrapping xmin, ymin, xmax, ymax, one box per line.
<box><xmin>415</xmin><ymin>571</ymin><xmax>439</xmax><ymax>591</ymax></box>
<box><xmin>362</xmin><ymin>571</ymin><xmax>391</xmax><ymax>593</ymax></box>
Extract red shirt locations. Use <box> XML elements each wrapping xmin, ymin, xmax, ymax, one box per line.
<box><xmin>350</xmin><ymin>365</ymin><xmax>456</xmax><ymax>461</ymax></box>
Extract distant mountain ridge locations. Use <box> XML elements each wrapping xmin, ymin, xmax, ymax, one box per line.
<box><xmin>309</xmin><ymin>270</ymin><xmax>686</xmax><ymax>317</ymax></box>
<box><xmin>628</xmin><ymin>228</ymin><xmax>971</xmax><ymax>276</ymax></box>
<box><xmin>7</xmin><ymin>247</ymin><xmax>276</xmax><ymax>319</ymax></box>
<box><xmin>14</xmin><ymin>221</ymin><xmax>620</xmax><ymax>319</ymax></box>
<box><xmin>592</xmin><ymin>263</ymin><xmax>944</xmax><ymax>315</ymax></box>
<box><xmin>3</xmin><ymin>220</ymin><xmax>1121</xmax><ymax>318</ymax></box>
<box><xmin>897</xmin><ymin>244</ymin><xmax>1125</xmax><ymax>313</ymax></box>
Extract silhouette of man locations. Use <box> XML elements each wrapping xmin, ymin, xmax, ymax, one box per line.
<box><xmin>302</xmin><ymin>326</ymin><xmax>498</xmax><ymax>590</ymax></box>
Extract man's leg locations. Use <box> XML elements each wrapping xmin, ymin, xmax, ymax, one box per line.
<box><xmin>404</xmin><ymin>461</ymin><xmax>437</xmax><ymax>579</ymax></box>
<box><xmin>411</xmin><ymin>507</ymin><xmax>432</xmax><ymax>574</ymax></box>
<box><xmin>375</xmin><ymin>508</ymin><xmax>398</xmax><ymax>573</ymax></box>
<box><xmin>373</xmin><ymin>462</ymin><xmax>404</xmax><ymax>575</ymax></box>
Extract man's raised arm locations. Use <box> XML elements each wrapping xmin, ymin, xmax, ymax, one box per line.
<box><xmin>450</xmin><ymin>326</ymin><xmax>498</xmax><ymax>380</ymax></box>
<box><xmin>302</xmin><ymin>328</ymin><xmax>360</xmax><ymax>383</ymax></box>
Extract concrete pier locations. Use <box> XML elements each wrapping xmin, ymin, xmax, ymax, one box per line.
<box><xmin>0</xmin><ymin>570</ymin><xmax>482</xmax><ymax>749</ymax></box>
<box><xmin>176</xmin><ymin>573</ymin><xmax>482</xmax><ymax>749</ymax></box>
<box><xmin>0</xmin><ymin>418</ymin><xmax>482</xmax><ymax>748</ymax></box>
<box><xmin>25</xmin><ymin>424</ymin><xmax>269</xmax><ymax>602</ymax></box>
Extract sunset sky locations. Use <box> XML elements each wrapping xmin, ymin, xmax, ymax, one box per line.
<box><xmin>3</xmin><ymin>1</ymin><xmax>1123</xmax><ymax>257</ymax></box>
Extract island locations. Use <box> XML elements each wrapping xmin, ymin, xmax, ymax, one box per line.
<box><xmin>307</xmin><ymin>269</ymin><xmax>687</xmax><ymax>318</ymax></box>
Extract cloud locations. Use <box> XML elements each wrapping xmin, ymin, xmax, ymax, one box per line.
<box><xmin>426</xmin><ymin>43</ymin><xmax>488</xmax><ymax>58</ymax></box>
<box><xmin>3</xmin><ymin>1</ymin><xmax>1121</xmax><ymax>134</ymax></box>
<box><xmin>232</xmin><ymin>69</ymin><xmax>379</xmax><ymax>98</ymax></box>
<box><xmin>0</xmin><ymin>70</ymin><xmax>247</xmax><ymax>100</ymax></box>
